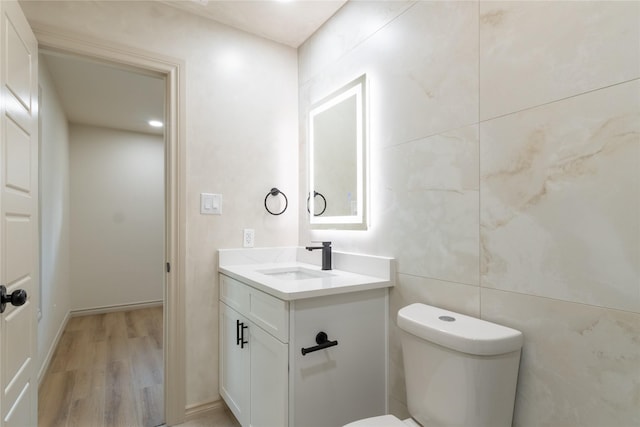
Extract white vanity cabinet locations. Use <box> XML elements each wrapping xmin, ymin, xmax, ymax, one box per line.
<box><xmin>219</xmin><ymin>272</ymin><xmax>388</xmax><ymax>427</ymax></box>
<box><xmin>219</xmin><ymin>274</ymin><xmax>289</xmax><ymax>427</ymax></box>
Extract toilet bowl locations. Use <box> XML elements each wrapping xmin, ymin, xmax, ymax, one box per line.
<box><xmin>344</xmin><ymin>303</ymin><xmax>523</xmax><ymax>427</ymax></box>
<box><xmin>345</xmin><ymin>414</ymin><xmax>420</xmax><ymax>427</ymax></box>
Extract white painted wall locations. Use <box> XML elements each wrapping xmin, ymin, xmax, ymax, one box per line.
<box><xmin>38</xmin><ymin>54</ymin><xmax>71</xmax><ymax>379</ymax></box>
<box><xmin>69</xmin><ymin>124</ymin><xmax>163</xmax><ymax>310</ymax></box>
<box><xmin>20</xmin><ymin>1</ymin><xmax>299</xmax><ymax>407</ymax></box>
<box><xmin>298</xmin><ymin>2</ymin><xmax>639</xmax><ymax>426</ymax></box>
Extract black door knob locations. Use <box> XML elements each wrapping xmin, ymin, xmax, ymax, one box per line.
<box><xmin>0</xmin><ymin>285</ymin><xmax>27</xmax><ymax>314</ymax></box>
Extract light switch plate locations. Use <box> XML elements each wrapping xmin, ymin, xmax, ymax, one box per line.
<box><xmin>201</xmin><ymin>193</ymin><xmax>222</xmax><ymax>215</ymax></box>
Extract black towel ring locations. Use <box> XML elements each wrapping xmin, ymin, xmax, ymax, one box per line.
<box><xmin>265</xmin><ymin>188</ymin><xmax>288</xmax><ymax>215</ymax></box>
<box><xmin>306</xmin><ymin>191</ymin><xmax>327</xmax><ymax>216</ymax></box>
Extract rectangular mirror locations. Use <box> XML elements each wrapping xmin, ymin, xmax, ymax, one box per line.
<box><xmin>308</xmin><ymin>74</ymin><xmax>368</xmax><ymax>230</ymax></box>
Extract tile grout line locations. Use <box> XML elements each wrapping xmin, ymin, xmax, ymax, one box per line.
<box><xmin>479</xmin><ymin>77</ymin><xmax>640</xmax><ymax>124</ymax></box>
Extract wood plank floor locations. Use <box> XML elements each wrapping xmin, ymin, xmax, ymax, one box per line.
<box><xmin>39</xmin><ymin>307</ymin><xmax>164</xmax><ymax>427</ymax></box>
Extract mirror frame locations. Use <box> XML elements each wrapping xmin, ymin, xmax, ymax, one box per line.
<box><xmin>308</xmin><ymin>74</ymin><xmax>368</xmax><ymax>230</ymax></box>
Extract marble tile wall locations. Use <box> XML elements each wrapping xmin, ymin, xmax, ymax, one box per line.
<box><xmin>299</xmin><ymin>1</ymin><xmax>639</xmax><ymax>426</ymax></box>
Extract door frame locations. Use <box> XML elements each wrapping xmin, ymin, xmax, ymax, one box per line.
<box><xmin>32</xmin><ymin>24</ymin><xmax>187</xmax><ymax>426</ymax></box>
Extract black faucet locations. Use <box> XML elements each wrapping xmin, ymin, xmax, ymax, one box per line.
<box><xmin>305</xmin><ymin>241</ymin><xmax>332</xmax><ymax>270</ymax></box>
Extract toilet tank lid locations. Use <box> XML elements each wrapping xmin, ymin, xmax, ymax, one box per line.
<box><xmin>398</xmin><ymin>303</ymin><xmax>523</xmax><ymax>356</ymax></box>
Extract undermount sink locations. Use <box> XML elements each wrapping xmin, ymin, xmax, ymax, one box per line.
<box><xmin>257</xmin><ymin>267</ymin><xmax>333</xmax><ymax>280</ymax></box>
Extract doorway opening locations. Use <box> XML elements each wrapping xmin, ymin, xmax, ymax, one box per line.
<box><xmin>34</xmin><ymin>28</ymin><xmax>185</xmax><ymax>426</ymax></box>
<box><xmin>39</xmin><ymin>49</ymin><xmax>165</xmax><ymax>426</ymax></box>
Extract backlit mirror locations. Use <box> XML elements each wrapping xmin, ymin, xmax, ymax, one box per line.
<box><xmin>308</xmin><ymin>74</ymin><xmax>368</xmax><ymax>230</ymax></box>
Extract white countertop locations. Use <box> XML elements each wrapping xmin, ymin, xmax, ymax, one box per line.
<box><xmin>218</xmin><ymin>247</ymin><xmax>395</xmax><ymax>301</ymax></box>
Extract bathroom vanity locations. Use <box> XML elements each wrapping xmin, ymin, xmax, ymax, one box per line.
<box><xmin>218</xmin><ymin>247</ymin><xmax>394</xmax><ymax>427</ymax></box>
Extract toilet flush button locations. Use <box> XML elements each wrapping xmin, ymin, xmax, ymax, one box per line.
<box><xmin>439</xmin><ymin>315</ymin><xmax>456</xmax><ymax>322</ymax></box>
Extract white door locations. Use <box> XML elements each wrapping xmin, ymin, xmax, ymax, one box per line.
<box><xmin>0</xmin><ymin>1</ymin><xmax>39</xmax><ymax>426</ymax></box>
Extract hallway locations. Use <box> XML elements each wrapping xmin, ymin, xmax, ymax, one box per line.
<box><xmin>39</xmin><ymin>307</ymin><xmax>163</xmax><ymax>427</ymax></box>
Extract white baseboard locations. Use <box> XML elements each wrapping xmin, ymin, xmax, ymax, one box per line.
<box><xmin>70</xmin><ymin>300</ymin><xmax>163</xmax><ymax>317</ymax></box>
<box><xmin>37</xmin><ymin>310</ymin><xmax>71</xmax><ymax>388</ymax></box>
<box><xmin>184</xmin><ymin>399</ymin><xmax>227</xmax><ymax>422</ymax></box>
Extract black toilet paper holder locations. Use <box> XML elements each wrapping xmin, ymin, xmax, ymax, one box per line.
<box><xmin>301</xmin><ymin>331</ymin><xmax>338</xmax><ymax>356</ymax></box>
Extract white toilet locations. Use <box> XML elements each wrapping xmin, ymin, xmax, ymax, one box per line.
<box><xmin>345</xmin><ymin>303</ymin><xmax>523</xmax><ymax>427</ymax></box>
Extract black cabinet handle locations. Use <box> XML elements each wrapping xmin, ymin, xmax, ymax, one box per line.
<box><xmin>236</xmin><ymin>319</ymin><xmax>248</xmax><ymax>348</ymax></box>
<box><xmin>240</xmin><ymin>323</ymin><xmax>248</xmax><ymax>348</ymax></box>
<box><xmin>301</xmin><ymin>331</ymin><xmax>338</xmax><ymax>356</ymax></box>
<box><xmin>236</xmin><ymin>319</ymin><xmax>242</xmax><ymax>346</ymax></box>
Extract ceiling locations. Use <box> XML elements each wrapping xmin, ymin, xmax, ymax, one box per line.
<box><xmin>43</xmin><ymin>0</ymin><xmax>345</xmax><ymax>136</ymax></box>
<box><xmin>159</xmin><ymin>0</ymin><xmax>347</xmax><ymax>48</ymax></box>
<box><xmin>42</xmin><ymin>52</ymin><xmax>166</xmax><ymax>135</ymax></box>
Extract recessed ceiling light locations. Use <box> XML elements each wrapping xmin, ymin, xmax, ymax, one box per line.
<box><xmin>148</xmin><ymin>120</ymin><xmax>163</xmax><ymax>128</ymax></box>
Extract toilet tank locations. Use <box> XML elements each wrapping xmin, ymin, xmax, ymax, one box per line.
<box><xmin>397</xmin><ymin>304</ymin><xmax>523</xmax><ymax>427</ymax></box>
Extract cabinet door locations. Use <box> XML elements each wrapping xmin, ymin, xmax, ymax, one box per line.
<box><xmin>291</xmin><ymin>289</ymin><xmax>388</xmax><ymax>427</ymax></box>
<box><xmin>220</xmin><ymin>303</ymin><xmax>250</xmax><ymax>427</ymax></box>
<box><xmin>250</xmin><ymin>325</ymin><xmax>288</xmax><ymax>427</ymax></box>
